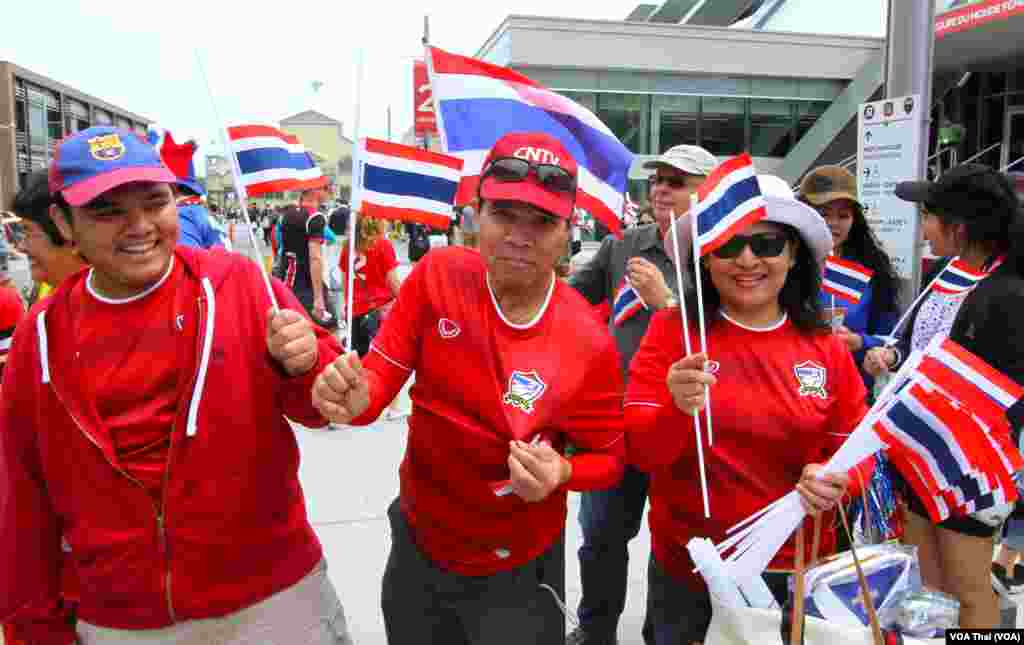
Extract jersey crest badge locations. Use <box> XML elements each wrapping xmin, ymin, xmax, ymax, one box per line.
<box><xmin>438</xmin><ymin>318</ymin><xmax>461</xmax><ymax>339</ymax></box>
<box><xmin>793</xmin><ymin>361</ymin><xmax>828</xmax><ymax>399</ymax></box>
<box><xmin>88</xmin><ymin>133</ymin><xmax>126</xmax><ymax>161</ymax></box>
<box><xmin>503</xmin><ymin>370</ymin><xmax>547</xmax><ymax>414</ymax></box>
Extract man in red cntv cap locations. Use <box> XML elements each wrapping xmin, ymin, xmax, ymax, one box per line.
<box><xmin>0</xmin><ymin>126</ymin><xmax>348</xmax><ymax>643</ymax></box>
<box><xmin>310</xmin><ymin>132</ymin><xmax>627</xmax><ymax>643</ymax></box>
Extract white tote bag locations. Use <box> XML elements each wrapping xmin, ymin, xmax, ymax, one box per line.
<box><xmin>705</xmin><ymin>596</ymin><xmax>945</xmax><ymax>645</ymax></box>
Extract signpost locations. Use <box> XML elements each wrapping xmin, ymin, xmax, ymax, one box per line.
<box><xmin>857</xmin><ymin>94</ymin><xmax>925</xmax><ymax>282</ymax></box>
<box><xmin>413</xmin><ymin>59</ymin><xmax>437</xmax><ymax>150</ymax></box>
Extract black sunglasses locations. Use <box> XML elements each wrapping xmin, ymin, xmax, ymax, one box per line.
<box><xmin>483</xmin><ymin>157</ymin><xmax>576</xmax><ymax>194</ymax></box>
<box><xmin>711</xmin><ymin>233</ymin><xmax>790</xmax><ymax>259</ymax></box>
<box><xmin>649</xmin><ymin>175</ymin><xmax>689</xmax><ymax>189</ymax></box>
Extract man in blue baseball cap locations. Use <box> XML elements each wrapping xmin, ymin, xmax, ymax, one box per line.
<box><xmin>0</xmin><ymin>126</ymin><xmax>351</xmax><ymax>644</ymax></box>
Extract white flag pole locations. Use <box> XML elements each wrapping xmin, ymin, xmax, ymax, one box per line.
<box><xmin>345</xmin><ymin>48</ymin><xmax>365</xmax><ymax>352</ymax></box>
<box><xmin>194</xmin><ymin>50</ymin><xmax>278</xmax><ymax>311</ymax></box>
<box><xmin>884</xmin><ymin>257</ymin><xmax>953</xmax><ymax>346</ymax></box>
<box><xmin>689</xmin><ymin>194</ymin><xmax>714</xmax><ymax>446</ymax></box>
<box><xmin>671</xmin><ymin>209</ymin><xmax>711</xmax><ymax>518</ymax></box>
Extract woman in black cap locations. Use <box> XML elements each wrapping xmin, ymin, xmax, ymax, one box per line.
<box><xmin>865</xmin><ymin>163</ymin><xmax>1024</xmax><ymax>628</ymax></box>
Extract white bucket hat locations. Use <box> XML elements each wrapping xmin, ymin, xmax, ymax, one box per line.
<box><xmin>664</xmin><ymin>174</ymin><xmax>833</xmax><ymax>266</ymax></box>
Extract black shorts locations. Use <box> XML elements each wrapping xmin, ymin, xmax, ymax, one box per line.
<box><xmin>381</xmin><ymin>498</ymin><xmax>565</xmax><ymax>645</ymax></box>
<box><xmin>905</xmin><ymin>486</ymin><xmax>998</xmax><ymax>538</ymax></box>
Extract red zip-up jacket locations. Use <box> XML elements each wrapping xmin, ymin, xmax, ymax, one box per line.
<box><xmin>0</xmin><ymin>246</ymin><xmax>342</xmax><ymax>644</ymax></box>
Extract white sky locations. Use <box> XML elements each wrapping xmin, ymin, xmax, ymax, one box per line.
<box><xmin>2</xmin><ymin>1</ymin><xmax>639</xmax><ymax>171</ymax></box>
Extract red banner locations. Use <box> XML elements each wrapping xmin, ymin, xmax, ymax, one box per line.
<box><xmin>935</xmin><ymin>0</ymin><xmax>1024</xmax><ymax>38</ymax></box>
<box><xmin>413</xmin><ymin>60</ymin><xmax>437</xmax><ymax>137</ymax></box>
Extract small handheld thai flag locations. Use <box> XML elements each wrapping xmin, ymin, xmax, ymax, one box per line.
<box><xmin>823</xmin><ymin>257</ymin><xmax>874</xmax><ymax>304</ymax></box>
<box><xmin>612</xmin><ymin>277</ymin><xmax>647</xmax><ymax>327</ymax></box>
<box><xmin>351</xmin><ymin>138</ymin><xmax>464</xmax><ymax>230</ymax></box>
<box><xmin>691</xmin><ymin>154</ymin><xmax>768</xmax><ymax>257</ymax></box>
<box><xmin>227</xmin><ymin>124</ymin><xmax>327</xmax><ymax>196</ymax></box>
<box><xmin>930</xmin><ymin>258</ymin><xmax>988</xmax><ymax>295</ymax></box>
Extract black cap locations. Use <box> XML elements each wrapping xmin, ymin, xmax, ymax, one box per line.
<box><xmin>894</xmin><ymin>164</ymin><xmax>1018</xmax><ymax>216</ymax></box>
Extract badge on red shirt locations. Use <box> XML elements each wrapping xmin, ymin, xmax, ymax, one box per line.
<box><xmin>793</xmin><ymin>360</ymin><xmax>828</xmax><ymax>399</ymax></box>
<box><xmin>503</xmin><ymin>370</ymin><xmax>548</xmax><ymax>414</ymax></box>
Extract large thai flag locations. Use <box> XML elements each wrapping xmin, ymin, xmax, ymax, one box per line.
<box><xmin>425</xmin><ymin>46</ymin><xmax>633</xmax><ymax>237</ymax></box>
<box><xmin>691</xmin><ymin>154</ymin><xmax>768</xmax><ymax>257</ymax></box>
<box><xmin>822</xmin><ymin>257</ymin><xmax>874</xmax><ymax>304</ymax></box>
<box><xmin>351</xmin><ymin>138</ymin><xmax>463</xmax><ymax>230</ymax></box>
<box><xmin>226</xmin><ymin>124</ymin><xmax>328</xmax><ymax>196</ymax></box>
<box><xmin>612</xmin><ymin>277</ymin><xmax>646</xmax><ymax>327</ymax></box>
<box><xmin>930</xmin><ymin>257</ymin><xmax>989</xmax><ymax>295</ymax></box>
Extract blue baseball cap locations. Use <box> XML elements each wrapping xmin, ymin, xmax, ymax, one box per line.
<box><xmin>49</xmin><ymin>126</ymin><xmax>177</xmax><ymax>207</ymax></box>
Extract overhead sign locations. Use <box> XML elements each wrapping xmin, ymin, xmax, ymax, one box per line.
<box><xmin>857</xmin><ymin>95</ymin><xmax>925</xmax><ymax>281</ymax></box>
<box><xmin>413</xmin><ymin>60</ymin><xmax>437</xmax><ymax>137</ymax></box>
<box><xmin>935</xmin><ymin>0</ymin><xmax>1024</xmax><ymax>38</ymax></box>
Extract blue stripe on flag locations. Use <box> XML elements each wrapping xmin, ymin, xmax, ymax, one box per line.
<box><xmin>364</xmin><ymin>164</ymin><xmax>459</xmax><ymax>204</ymax></box>
<box><xmin>613</xmin><ymin>289</ymin><xmax>639</xmax><ymax>317</ymax></box>
<box><xmin>938</xmin><ymin>270</ymin><xmax>977</xmax><ymax>289</ymax></box>
<box><xmin>236</xmin><ymin>148</ymin><xmax>316</xmax><ymax>175</ymax></box>
<box><xmin>887</xmin><ymin>401</ymin><xmax>964</xmax><ymax>484</ymax></box>
<box><xmin>824</xmin><ymin>268</ymin><xmax>870</xmax><ymax>295</ymax></box>
<box><xmin>437</xmin><ymin>97</ymin><xmax>631</xmax><ymax>189</ymax></box>
<box><xmin>695</xmin><ymin>176</ymin><xmax>762</xmax><ymax>238</ymax></box>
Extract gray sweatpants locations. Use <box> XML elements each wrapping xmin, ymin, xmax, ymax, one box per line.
<box><xmin>76</xmin><ymin>560</ymin><xmax>353</xmax><ymax>645</ymax></box>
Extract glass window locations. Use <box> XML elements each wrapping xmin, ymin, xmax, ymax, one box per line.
<box><xmin>48</xmin><ymin>105</ymin><xmax>63</xmax><ymax>141</ymax></box>
<box><xmin>14</xmin><ymin>101</ymin><xmax>25</xmax><ymax>133</ymax></box>
<box><xmin>795</xmin><ymin>101</ymin><xmax>828</xmax><ymax>145</ymax></box>
<box><xmin>700</xmin><ymin>97</ymin><xmax>745</xmax><ymax>156</ymax></box>
<box><xmin>749</xmin><ymin>99</ymin><xmax>793</xmax><ymax>157</ymax></box>
<box><xmin>597</xmin><ymin>93</ymin><xmax>650</xmax><ymax>154</ymax></box>
<box><xmin>653</xmin><ymin>95</ymin><xmax>698</xmax><ymax>154</ymax></box>
<box><xmin>28</xmin><ymin>97</ymin><xmax>46</xmax><ymax>148</ymax></box>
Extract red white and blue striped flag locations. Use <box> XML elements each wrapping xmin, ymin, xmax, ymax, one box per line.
<box><xmin>612</xmin><ymin>277</ymin><xmax>646</xmax><ymax>327</ymax></box>
<box><xmin>823</xmin><ymin>256</ymin><xmax>874</xmax><ymax>304</ymax></box>
<box><xmin>425</xmin><ymin>46</ymin><xmax>633</xmax><ymax>238</ymax></box>
<box><xmin>227</xmin><ymin>124</ymin><xmax>328</xmax><ymax>196</ymax></box>
<box><xmin>352</xmin><ymin>138</ymin><xmax>463</xmax><ymax>230</ymax></box>
<box><xmin>691</xmin><ymin>154</ymin><xmax>768</xmax><ymax>257</ymax></box>
<box><xmin>930</xmin><ymin>258</ymin><xmax>989</xmax><ymax>295</ymax></box>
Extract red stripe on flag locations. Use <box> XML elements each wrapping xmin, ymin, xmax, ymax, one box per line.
<box><xmin>698</xmin><ymin>205</ymin><xmax>768</xmax><ymax>257</ymax></box>
<box><xmin>429</xmin><ymin>46</ymin><xmax>539</xmax><ymax>87</ymax></box>
<box><xmin>697</xmin><ymin>153</ymin><xmax>755</xmax><ymax>202</ymax></box>
<box><xmin>361</xmin><ymin>202</ymin><xmax>453</xmax><ymax>230</ymax></box>
<box><xmin>826</xmin><ymin>256</ymin><xmax>875</xmax><ymax>280</ymax></box>
<box><xmin>875</xmin><ymin>421</ymin><xmax>947</xmax><ymax>521</ymax></box>
<box><xmin>364</xmin><ymin>138</ymin><xmax>465</xmax><ymax>171</ymax></box>
<box><xmin>940</xmin><ymin>338</ymin><xmax>1024</xmax><ymax>402</ymax></box>
<box><xmin>227</xmin><ymin>124</ymin><xmax>287</xmax><ymax>140</ymax></box>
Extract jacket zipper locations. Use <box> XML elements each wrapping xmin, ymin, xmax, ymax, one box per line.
<box><xmin>159</xmin><ymin>295</ymin><xmax>208</xmax><ymax>623</ymax></box>
<box><xmin>49</xmin><ymin>386</ymin><xmax>171</xmax><ymax>618</ymax></box>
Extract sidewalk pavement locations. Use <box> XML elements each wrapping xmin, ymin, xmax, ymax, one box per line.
<box><xmin>297</xmin><ymin>418</ymin><xmax>652</xmax><ymax>645</ymax></box>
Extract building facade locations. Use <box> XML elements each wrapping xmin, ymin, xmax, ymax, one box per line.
<box><xmin>280</xmin><ymin>109</ymin><xmax>354</xmax><ymax>201</ymax></box>
<box><xmin>0</xmin><ymin>61</ymin><xmax>151</xmax><ymax>209</ymax></box>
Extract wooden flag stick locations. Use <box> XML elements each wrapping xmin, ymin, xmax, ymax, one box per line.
<box><xmin>837</xmin><ymin>504</ymin><xmax>885</xmax><ymax>645</ymax></box>
<box><xmin>791</xmin><ymin>523</ymin><xmax>806</xmax><ymax>645</ymax></box>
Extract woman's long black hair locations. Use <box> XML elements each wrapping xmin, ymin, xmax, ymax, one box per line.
<box><xmin>683</xmin><ymin>223</ymin><xmax>828</xmax><ymax>334</ymax></box>
<box><xmin>835</xmin><ymin>201</ymin><xmax>901</xmax><ymax>314</ymax></box>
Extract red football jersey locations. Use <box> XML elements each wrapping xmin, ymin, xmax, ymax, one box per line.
<box><xmin>0</xmin><ymin>285</ymin><xmax>24</xmax><ymax>377</ymax></box>
<box><xmin>339</xmin><ymin>237</ymin><xmax>399</xmax><ymax>317</ymax></box>
<box><xmin>358</xmin><ymin>247</ymin><xmax>625</xmax><ymax>576</ymax></box>
<box><xmin>626</xmin><ymin>309</ymin><xmax>869</xmax><ymax>586</ymax></box>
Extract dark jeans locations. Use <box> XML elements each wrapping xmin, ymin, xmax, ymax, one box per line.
<box><xmin>644</xmin><ymin>556</ymin><xmax>790</xmax><ymax>645</ymax></box>
<box><xmin>576</xmin><ymin>465</ymin><xmax>649</xmax><ymax>637</ymax></box>
<box><xmin>352</xmin><ymin>309</ymin><xmax>382</xmax><ymax>357</ymax></box>
<box><xmin>381</xmin><ymin>499</ymin><xmax>566</xmax><ymax>644</ymax></box>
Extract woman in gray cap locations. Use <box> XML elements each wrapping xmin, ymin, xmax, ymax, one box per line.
<box><xmin>865</xmin><ymin>163</ymin><xmax>1024</xmax><ymax>628</ymax></box>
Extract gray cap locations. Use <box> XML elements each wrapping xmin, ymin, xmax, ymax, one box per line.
<box><xmin>643</xmin><ymin>144</ymin><xmax>718</xmax><ymax>176</ymax></box>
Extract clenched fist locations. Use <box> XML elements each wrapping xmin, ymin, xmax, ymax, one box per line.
<box><xmin>312</xmin><ymin>352</ymin><xmax>371</xmax><ymax>424</ymax></box>
<box><xmin>666</xmin><ymin>352</ymin><xmax>717</xmax><ymax>416</ymax></box>
<box><xmin>267</xmin><ymin>308</ymin><xmax>319</xmax><ymax>376</ymax></box>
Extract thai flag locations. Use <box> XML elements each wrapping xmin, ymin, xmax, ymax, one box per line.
<box><xmin>425</xmin><ymin>46</ymin><xmax>633</xmax><ymax>237</ymax></box>
<box><xmin>822</xmin><ymin>257</ymin><xmax>874</xmax><ymax>304</ymax></box>
<box><xmin>930</xmin><ymin>258</ymin><xmax>988</xmax><ymax>295</ymax></box>
<box><xmin>351</xmin><ymin>138</ymin><xmax>463</xmax><ymax>230</ymax></box>
<box><xmin>691</xmin><ymin>154</ymin><xmax>768</xmax><ymax>257</ymax></box>
<box><xmin>612</xmin><ymin>278</ymin><xmax>646</xmax><ymax>327</ymax></box>
<box><xmin>226</xmin><ymin>124</ymin><xmax>327</xmax><ymax>196</ymax></box>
